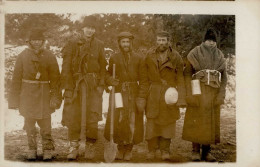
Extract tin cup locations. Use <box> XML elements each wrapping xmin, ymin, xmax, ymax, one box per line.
<box><xmin>115</xmin><ymin>93</ymin><xmax>124</xmax><ymax>108</ymax></box>
<box><xmin>191</xmin><ymin>79</ymin><xmax>201</xmax><ymax>96</ymax></box>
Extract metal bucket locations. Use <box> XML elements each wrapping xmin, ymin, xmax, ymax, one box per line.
<box><xmin>191</xmin><ymin>79</ymin><xmax>201</xmax><ymax>96</ymax></box>
<box><xmin>115</xmin><ymin>93</ymin><xmax>123</xmax><ymax>108</ymax></box>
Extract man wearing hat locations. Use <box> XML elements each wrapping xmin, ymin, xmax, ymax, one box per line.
<box><xmin>104</xmin><ymin>32</ymin><xmax>144</xmax><ymax>161</ymax></box>
<box><xmin>61</xmin><ymin>16</ymin><xmax>107</xmax><ymax>160</ymax></box>
<box><xmin>8</xmin><ymin>28</ymin><xmax>62</xmax><ymax>160</ymax></box>
<box><xmin>138</xmin><ymin>31</ymin><xmax>186</xmax><ymax>160</ymax></box>
<box><xmin>182</xmin><ymin>27</ymin><xmax>227</xmax><ymax>162</ymax></box>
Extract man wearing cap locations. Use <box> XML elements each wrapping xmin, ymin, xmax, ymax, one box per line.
<box><xmin>8</xmin><ymin>29</ymin><xmax>62</xmax><ymax>160</ymax></box>
<box><xmin>61</xmin><ymin>16</ymin><xmax>107</xmax><ymax>160</ymax></box>
<box><xmin>104</xmin><ymin>32</ymin><xmax>144</xmax><ymax>161</ymax></box>
<box><xmin>182</xmin><ymin>27</ymin><xmax>227</xmax><ymax>162</ymax></box>
<box><xmin>138</xmin><ymin>31</ymin><xmax>186</xmax><ymax>160</ymax></box>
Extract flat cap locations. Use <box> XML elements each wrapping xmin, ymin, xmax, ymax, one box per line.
<box><xmin>81</xmin><ymin>15</ymin><xmax>97</xmax><ymax>29</ymax></box>
<box><xmin>156</xmin><ymin>31</ymin><xmax>170</xmax><ymax>38</ymax></box>
<box><xmin>117</xmin><ymin>32</ymin><xmax>134</xmax><ymax>40</ymax></box>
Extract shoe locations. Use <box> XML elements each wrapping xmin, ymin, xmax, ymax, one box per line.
<box><xmin>85</xmin><ymin>142</ymin><xmax>95</xmax><ymax>160</ymax></box>
<box><xmin>155</xmin><ymin>149</ymin><xmax>161</xmax><ymax>159</ymax></box>
<box><xmin>146</xmin><ymin>151</ymin><xmax>155</xmax><ymax>160</ymax></box>
<box><xmin>27</xmin><ymin>149</ymin><xmax>37</xmax><ymax>160</ymax></box>
<box><xmin>115</xmin><ymin>150</ymin><xmax>124</xmax><ymax>160</ymax></box>
<box><xmin>205</xmin><ymin>153</ymin><xmax>216</xmax><ymax>162</ymax></box>
<box><xmin>191</xmin><ymin>151</ymin><xmax>201</xmax><ymax>161</ymax></box>
<box><xmin>161</xmin><ymin>151</ymin><xmax>170</xmax><ymax>160</ymax></box>
<box><xmin>124</xmin><ymin>150</ymin><xmax>132</xmax><ymax>161</ymax></box>
<box><xmin>67</xmin><ymin>141</ymin><xmax>79</xmax><ymax>160</ymax></box>
<box><xmin>43</xmin><ymin>150</ymin><xmax>53</xmax><ymax>161</ymax></box>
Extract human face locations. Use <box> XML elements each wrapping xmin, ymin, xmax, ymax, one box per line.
<box><xmin>119</xmin><ymin>38</ymin><xmax>131</xmax><ymax>53</ymax></box>
<box><xmin>30</xmin><ymin>40</ymin><xmax>44</xmax><ymax>50</ymax></box>
<box><xmin>204</xmin><ymin>40</ymin><xmax>216</xmax><ymax>48</ymax></box>
<box><xmin>82</xmin><ymin>26</ymin><xmax>95</xmax><ymax>41</ymax></box>
<box><xmin>156</xmin><ymin>36</ymin><xmax>169</xmax><ymax>52</ymax></box>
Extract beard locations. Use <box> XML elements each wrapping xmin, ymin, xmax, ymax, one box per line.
<box><xmin>120</xmin><ymin>45</ymin><xmax>131</xmax><ymax>53</ymax></box>
<box><xmin>157</xmin><ymin>45</ymin><xmax>168</xmax><ymax>52</ymax></box>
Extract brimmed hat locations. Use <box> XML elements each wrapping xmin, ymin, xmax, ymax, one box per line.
<box><xmin>117</xmin><ymin>32</ymin><xmax>134</xmax><ymax>41</ymax></box>
<box><xmin>204</xmin><ymin>28</ymin><xmax>217</xmax><ymax>42</ymax></box>
<box><xmin>29</xmin><ymin>29</ymin><xmax>45</xmax><ymax>40</ymax></box>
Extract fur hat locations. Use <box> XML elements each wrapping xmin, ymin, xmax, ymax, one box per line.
<box><xmin>204</xmin><ymin>28</ymin><xmax>217</xmax><ymax>42</ymax></box>
<box><xmin>29</xmin><ymin>29</ymin><xmax>45</xmax><ymax>40</ymax></box>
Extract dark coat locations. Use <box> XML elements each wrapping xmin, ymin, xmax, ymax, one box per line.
<box><xmin>139</xmin><ymin>47</ymin><xmax>186</xmax><ymax>125</ymax></box>
<box><xmin>182</xmin><ymin>44</ymin><xmax>227</xmax><ymax>145</ymax></box>
<box><xmin>8</xmin><ymin>48</ymin><xmax>61</xmax><ymax>119</ymax></box>
<box><xmin>61</xmin><ymin>37</ymin><xmax>107</xmax><ymax>127</ymax></box>
<box><xmin>104</xmin><ymin>51</ymin><xmax>144</xmax><ymax>145</ymax></box>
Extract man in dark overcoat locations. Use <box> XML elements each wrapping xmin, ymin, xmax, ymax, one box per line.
<box><xmin>8</xmin><ymin>29</ymin><xmax>62</xmax><ymax>160</ymax></box>
<box><xmin>182</xmin><ymin>28</ymin><xmax>227</xmax><ymax>162</ymax></box>
<box><xmin>104</xmin><ymin>32</ymin><xmax>144</xmax><ymax>161</ymax></box>
<box><xmin>138</xmin><ymin>31</ymin><xmax>186</xmax><ymax>160</ymax></box>
<box><xmin>61</xmin><ymin>16</ymin><xmax>107</xmax><ymax>160</ymax></box>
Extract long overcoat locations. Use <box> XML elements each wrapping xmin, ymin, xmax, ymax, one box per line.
<box><xmin>182</xmin><ymin>43</ymin><xmax>227</xmax><ymax>145</ymax></box>
<box><xmin>104</xmin><ymin>51</ymin><xmax>144</xmax><ymax>145</ymax></box>
<box><xmin>61</xmin><ymin>37</ymin><xmax>107</xmax><ymax>127</ymax></box>
<box><xmin>8</xmin><ymin>48</ymin><xmax>61</xmax><ymax>119</ymax></box>
<box><xmin>139</xmin><ymin>47</ymin><xmax>186</xmax><ymax>139</ymax></box>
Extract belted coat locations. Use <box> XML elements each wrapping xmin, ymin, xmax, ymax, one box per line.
<box><xmin>104</xmin><ymin>51</ymin><xmax>144</xmax><ymax>145</ymax></box>
<box><xmin>8</xmin><ymin>48</ymin><xmax>61</xmax><ymax>119</ymax></box>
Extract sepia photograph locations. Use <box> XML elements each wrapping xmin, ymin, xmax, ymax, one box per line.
<box><xmin>3</xmin><ymin>13</ymin><xmax>236</xmax><ymax>163</ymax></box>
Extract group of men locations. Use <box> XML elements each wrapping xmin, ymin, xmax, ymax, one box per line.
<box><xmin>8</xmin><ymin>16</ymin><xmax>227</xmax><ymax>162</ymax></box>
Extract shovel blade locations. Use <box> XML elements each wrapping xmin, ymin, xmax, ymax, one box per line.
<box><xmin>104</xmin><ymin>142</ymin><xmax>117</xmax><ymax>163</ymax></box>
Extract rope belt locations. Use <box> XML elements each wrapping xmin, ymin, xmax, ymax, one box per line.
<box><xmin>22</xmin><ymin>79</ymin><xmax>49</xmax><ymax>84</ymax></box>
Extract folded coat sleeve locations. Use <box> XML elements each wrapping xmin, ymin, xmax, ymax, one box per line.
<box><xmin>175</xmin><ymin>54</ymin><xmax>187</xmax><ymax>106</ymax></box>
<box><xmin>217</xmin><ymin>62</ymin><xmax>228</xmax><ymax>99</ymax></box>
<box><xmin>48</xmin><ymin>52</ymin><xmax>62</xmax><ymax>100</ymax></box>
<box><xmin>61</xmin><ymin>41</ymin><xmax>75</xmax><ymax>91</ymax></box>
<box><xmin>98</xmin><ymin>42</ymin><xmax>107</xmax><ymax>86</ymax></box>
<box><xmin>138</xmin><ymin>55</ymin><xmax>150</xmax><ymax>99</ymax></box>
<box><xmin>8</xmin><ymin>53</ymin><xmax>23</xmax><ymax>109</ymax></box>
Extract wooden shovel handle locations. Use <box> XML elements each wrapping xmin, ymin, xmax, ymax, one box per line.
<box><xmin>110</xmin><ymin>64</ymin><xmax>116</xmax><ymax>142</ymax></box>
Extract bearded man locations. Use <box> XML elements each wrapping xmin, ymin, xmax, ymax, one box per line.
<box><xmin>61</xmin><ymin>16</ymin><xmax>107</xmax><ymax>160</ymax></box>
<box><xmin>138</xmin><ymin>31</ymin><xmax>186</xmax><ymax>160</ymax></box>
<box><xmin>104</xmin><ymin>32</ymin><xmax>144</xmax><ymax>161</ymax></box>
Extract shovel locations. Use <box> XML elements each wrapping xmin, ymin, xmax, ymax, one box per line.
<box><xmin>104</xmin><ymin>64</ymin><xmax>117</xmax><ymax>163</ymax></box>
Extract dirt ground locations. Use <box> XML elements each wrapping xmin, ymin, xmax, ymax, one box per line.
<box><xmin>4</xmin><ymin>107</ymin><xmax>236</xmax><ymax>163</ymax></box>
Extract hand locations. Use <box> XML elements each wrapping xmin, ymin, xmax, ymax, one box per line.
<box><xmin>63</xmin><ymin>89</ymin><xmax>73</xmax><ymax>104</ymax></box>
<box><xmin>185</xmin><ymin>95</ymin><xmax>199</xmax><ymax>107</ymax></box>
<box><xmin>136</xmin><ymin>97</ymin><xmax>146</xmax><ymax>114</ymax></box>
<box><xmin>107</xmin><ymin>77</ymin><xmax>119</xmax><ymax>86</ymax></box>
<box><xmin>214</xmin><ymin>96</ymin><xmax>225</xmax><ymax>106</ymax></box>
<box><xmin>50</xmin><ymin>96</ymin><xmax>62</xmax><ymax>109</ymax></box>
<box><xmin>96</xmin><ymin>86</ymin><xmax>104</xmax><ymax>94</ymax></box>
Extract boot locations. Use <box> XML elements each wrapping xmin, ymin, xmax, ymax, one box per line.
<box><xmin>161</xmin><ymin>150</ymin><xmax>170</xmax><ymax>160</ymax></box>
<box><xmin>27</xmin><ymin>149</ymin><xmax>37</xmax><ymax>160</ymax></box>
<box><xmin>123</xmin><ymin>150</ymin><xmax>132</xmax><ymax>161</ymax></box>
<box><xmin>27</xmin><ymin>134</ymin><xmax>37</xmax><ymax>160</ymax></box>
<box><xmin>67</xmin><ymin>140</ymin><xmax>79</xmax><ymax>160</ymax></box>
<box><xmin>115</xmin><ymin>149</ymin><xmax>124</xmax><ymax>160</ymax></box>
<box><xmin>85</xmin><ymin>142</ymin><xmax>95</xmax><ymax>160</ymax></box>
<box><xmin>43</xmin><ymin>150</ymin><xmax>53</xmax><ymax>161</ymax></box>
<box><xmin>205</xmin><ymin>152</ymin><xmax>216</xmax><ymax>162</ymax></box>
<box><xmin>191</xmin><ymin>151</ymin><xmax>201</xmax><ymax>161</ymax></box>
<box><xmin>146</xmin><ymin>151</ymin><xmax>155</xmax><ymax>160</ymax></box>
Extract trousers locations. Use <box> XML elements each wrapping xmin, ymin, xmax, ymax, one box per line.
<box><xmin>24</xmin><ymin>117</ymin><xmax>54</xmax><ymax>150</ymax></box>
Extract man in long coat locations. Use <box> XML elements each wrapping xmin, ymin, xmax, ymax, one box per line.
<box><xmin>104</xmin><ymin>32</ymin><xmax>144</xmax><ymax>161</ymax></box>
<box><xmin>182</xmin><ymin>28</ymin><xmax>227</xmax><ymax>161</ymax></box>
<box><xmin>138</xmin><ymin>31</ymin><xmax>186</xmax><ymax>160</ymax></box>
<box><xmin>8</xmin><ymin>29</ymin><xmax>62</xmax><ymax>160</ymax></box>
<box><xmin>61</xmin><ymin>16</ymin><xmax>107</xmax><ymax>160</ymax></box>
